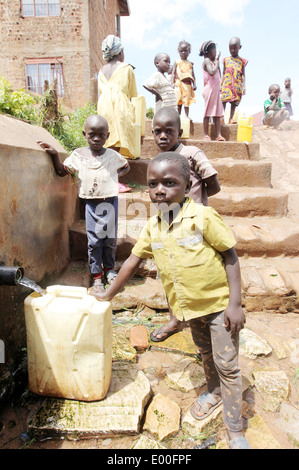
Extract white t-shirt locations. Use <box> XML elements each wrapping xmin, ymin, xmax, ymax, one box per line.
<box><xmin>143</xmin><ymin>71</ymin><xmax>177</xmax><ymax>111</ymax></box>
<box><xmin>63</xmin><ymin>148</ymin><xmax>128</xmax><ymax>199</ymax></box>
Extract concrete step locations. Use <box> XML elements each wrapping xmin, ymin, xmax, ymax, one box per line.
<box><xmin>116</xmin><ymin>186</ymin><xmax>288</xmax><ymax>218</ymax></box>
<box><xmin>145</xmin><ymin>119</ymin><xmax>238</xmax><ymax>141</ymax></box>
<box><xmin>120</xmin><ymin>158</ymin><xmax>272</xmax><ymax>188</ymax></box>
<box><xmin>69</xmin><ymin>213</ymin><xmax>299</xmax><ymax>262</ymax></box>
<box><xmin>140</xmin><ymin>137</ymin><xmax>260</xmax><ymax>160</ymax></box>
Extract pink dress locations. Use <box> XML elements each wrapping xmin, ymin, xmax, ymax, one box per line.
<box><xmin>202</xmin><ymin>67</ymin><xmax>224</xmax><ymax>118</ymax></box>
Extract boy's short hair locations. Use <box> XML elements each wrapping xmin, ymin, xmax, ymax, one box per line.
<box><xmin>268</xmin><ymin>84</ymin><xmax>280</xmax><ymax>93</ymax></box>
<box><xmin>154</xmin><ymin>52</ymin><xmax>169</xmax><ymax>65</ymax></box>
<box><xmin>150</xmin><ymin>152</ymin><xmax>190</xmax><ymax>183</ymax></box>
<box><xmin>153</xmin><ymin>106</ymin><xmax>181</xmax><ymax>130</ymax></box>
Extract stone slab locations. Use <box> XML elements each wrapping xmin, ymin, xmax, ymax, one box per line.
<box><xmin>27</xmin><ymin>362</ymin><xmax>152</xmax><ymax>440</ymax></box>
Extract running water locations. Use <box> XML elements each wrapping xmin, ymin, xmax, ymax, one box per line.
<box><xmin>18</xmin><ymin>276</ymin><xmax>46</xmax><ymax>296</ymax></box>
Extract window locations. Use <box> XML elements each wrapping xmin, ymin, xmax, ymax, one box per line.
<box><xmin>22</xmin><ymin>0</ymin><xmax>60</xmax><ymax>17</ymax></box>
<box><xmin>25</xmin><ymin>58</ymin><xmax>64</xmax><ymax>97</ymax></box>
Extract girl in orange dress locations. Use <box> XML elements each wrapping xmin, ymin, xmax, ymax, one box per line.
<box><xmin>221</xmin><ymin>37</ymin><xmax>248</xmax><ymax>124</ymax></box>
<box><xmin>172</xmin><ymin>41</ymin><xmax>196</xmax><ymax>118</ymax></box>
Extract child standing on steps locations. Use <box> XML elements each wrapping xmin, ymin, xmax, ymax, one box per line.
<box><xmin>280</xmin><ymin>78</ymin><xmax>293</xmax><ymax>118</ymax></box>
<box><xmin>149</xmin><ymin>106</ymin><xmax>221</xmax><ymax>343</ymax></box>
<box><xmin>143</xmin><ymin>53</ymin><xmax>177</xmax><ymax>114</ymax></box>
<box><xmin>88</xmin><ymin>152</ymin><xmax>251</xmax><ymax>450</ymax></box>
<box><xmin>200</xmin><ymin>40</ymin><xmax>225</xmax><ymax>141</ymax></box>
<box><xmin>172</xmin><ymin>40</ymin><xmax>197</xmax><ymax>118</ymax></box>
<box><xmin>221</xmin><ymin>37</ymin><xmax>248</xmax><ymax>124</ymax></box>
<box><xmin>37</xmin><ymin>115</ymin><xmax>130</xmax><ymax>291</ymax></box>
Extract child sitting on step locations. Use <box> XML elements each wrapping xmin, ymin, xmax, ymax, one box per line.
<box><xmin>88</xmin><ymin>152</ymin><xmax>251</xmax><ymax>450</ymax></box>
<box><xmin>263</xmin><ymin>84</ymin><xmax>289</xmax><ymax>128</ymax></box>
<box><xmin>149</xmin><ymin>106</ymin><xmax>220</xmax><ymax>343</ymax></box>
<box><xmin>143</xmin><ymin>53</ymin><xmax>177</xmax><ymax>114</ymax></box>
<box><xmin>37</xmin><ymin>115</ymin><xmax>130</xmax><ymax>291</ymax></box>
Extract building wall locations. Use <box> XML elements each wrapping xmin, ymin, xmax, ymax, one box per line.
<box><xmin>0</xmin><ymin>0</ymin><xmax>119</xmax><ymax>109</ymax></box>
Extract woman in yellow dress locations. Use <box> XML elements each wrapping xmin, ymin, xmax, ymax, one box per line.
<box><xmin>97</xmin><ymin>35</ymin><xmax>138</xmax><ymax>159</ymax></box>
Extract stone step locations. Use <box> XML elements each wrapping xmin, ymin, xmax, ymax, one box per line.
<box><xmin>145</xmin><ymin>119</ymin><xmax>238</xmax><ymax>141</ymax></box>
<box><xmin>116</xmin><ymin>186</ymin><xmax>288</xmax><ymax>218</ymax></box>
<box><xmin>140</xmin><ymin>137</ymin><xmax>260</xmax><ymax>160</ymax></box>
<box><xmin>209</xmin><ymin>186</ymin><xmax>288</xmax><ymax>217</ymax></box>
<box><xmin>69</xmin><ymin>214</ymin><xmax>299</xmax><ymax>262</ymax></box>
<box><xmin>120</xmin><ymin>158</ymin><xmax>272</xmax><ymax>188</ymax></box>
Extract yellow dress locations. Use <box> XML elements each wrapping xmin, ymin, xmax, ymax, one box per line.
<box><xmin>97</xmin><ymin>63</ymin><xmax>138</xmax><ymax>159</ymax></box>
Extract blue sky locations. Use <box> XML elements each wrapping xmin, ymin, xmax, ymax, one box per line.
<box><xmin>121</xmin><ymin>0</ymin><xmax>298</xmax><ymax>122</ymax></box>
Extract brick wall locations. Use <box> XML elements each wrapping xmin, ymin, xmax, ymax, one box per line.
<box><xmin>0</xmin><ymin>0</ymin><xmax>119</xmax><ymax>109</ymax></box>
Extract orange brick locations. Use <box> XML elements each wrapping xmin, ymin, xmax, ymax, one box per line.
<box><xmin>129</xmin><ymin>325</ymin><xmax>149</xmax><ymax>351</ymax></box>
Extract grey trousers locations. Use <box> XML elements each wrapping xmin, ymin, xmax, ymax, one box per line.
<box><xmin>189</xmin><ymin>310</ymin><xmax>243</xmax><ymax>432</ymax></box>
<box><xmin>85</xmin><ymin>197</ymin><xmax>118</xmax><ymax>275</ymax></box>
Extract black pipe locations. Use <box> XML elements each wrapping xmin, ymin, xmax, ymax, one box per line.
<box><xmin>0</xmin><ymin>265</ymin><xmax>24</xmax><ymax>286</ymax></box>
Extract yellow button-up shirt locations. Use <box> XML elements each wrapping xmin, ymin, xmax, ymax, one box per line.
<box><xmin>132</xmin><ymin>198</ymin><xmax>236</xmax><ymax>321</ymax></box>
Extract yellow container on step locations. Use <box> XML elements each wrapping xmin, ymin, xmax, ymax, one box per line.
<box><xmin>237</xmin><ymin>117</ymin><xmax>253</xmax><ymax>142</ymax></box>
<box><xmin>180</xmin><ymin>116</ymin><xmax>190</xmax><ymax>139</ymax></box>
<box><xmin>132</xmin><ymin>95</ymin><xmax>146</xmax><ymax>137</ymax></box>
<box><xmin>24</xmin><ymin>285</ymin><xmax>112</xmax><ymax>401</ymax></box>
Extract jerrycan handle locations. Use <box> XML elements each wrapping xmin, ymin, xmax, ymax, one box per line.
<box><xmin>248</xmin><ymin>117</ymin><xmax>253</xmax><ymax>126</ymax></box>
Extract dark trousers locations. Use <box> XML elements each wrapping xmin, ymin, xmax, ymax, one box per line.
<box><xmin>189</xmin><ymin>310</ymin><xmax>242</xmax><ymax>432</ymax></box>
<box><xmin>85</xmin><ymin>197</ymin><xmax>118</xmax><ymax>275</ymax></box>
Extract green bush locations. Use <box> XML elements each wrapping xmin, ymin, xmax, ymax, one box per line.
<box><xmin>51</xmin><ymin>102</ymin><xmax>97</xmax><ymax>153</ymax></box>
<box><xmin>0</xmin><ymin>77</ymin><xmax>42</xmax><ymax>124</ymax></box>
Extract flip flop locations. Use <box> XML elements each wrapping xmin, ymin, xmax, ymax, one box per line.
<box><xmin>215</xmin><ymin>135</ymin><xmax>226</xmax><ymax>141</ymax></box>
<box><xmin>203</xmin><ymin>135</ymin><xmax>211</xmax><ymax>140</ymax></box>
<box><xmin>190</xmin><ymin>391</ymin><xmax>222</xmax><ymax>420</ymax></box>
<box><xmin>150</xmin><ymin>328</ymin><xmax>181</xmax><ymax>342</ymax></box>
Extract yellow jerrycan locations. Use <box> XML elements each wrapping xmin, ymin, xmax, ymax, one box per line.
<box><xmin>237</xmin><ymin>117</ymin><xmax>253</xmax><ymax>142</ymax></box>
<box><xmin>180</xmin><ymin>116</ymin><xmax>190</xmax><ymax>139</ymax></box>
<box><xmin>24</xmin><ymin>285</ymin><xmax>112</xmax><ymax>401</ymax></box>
<box><xmin>132</xmin><ymin>95</ymin><xmax>146</xmax><ymax>137</ymax></box>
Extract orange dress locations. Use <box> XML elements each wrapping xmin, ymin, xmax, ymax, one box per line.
<box><xmin>174</xmin><ymin>59</ymin><xmax>196</xmax><ymax>107</ymax></box>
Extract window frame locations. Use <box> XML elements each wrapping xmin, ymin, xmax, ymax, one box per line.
<box><xmin>21</xmin><ymin>0</ymin><xmax>61</xmax><ymax>18</ymax></box>
<box><xmin>25</xmin><ymin>57</ymin><xmax>64</xmax><ymax>97</ymax></box>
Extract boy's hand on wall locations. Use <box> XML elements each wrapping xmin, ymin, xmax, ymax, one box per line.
<box><xmin>37</xmin><ymin>141</ymin><xmax>58</xmax><ymax>157</ymax></box>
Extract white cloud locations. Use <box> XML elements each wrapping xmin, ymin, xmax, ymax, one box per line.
<box><xmin>200</xmin><ymin>0</ymin><xmax>251</xmax><ymax>26</ymax></box>
<box><xmin>122</xmin><ymin>0</ymin><xmax>251</xmax><ymax>49</ymax></box>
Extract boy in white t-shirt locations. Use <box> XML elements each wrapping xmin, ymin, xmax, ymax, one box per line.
<box><xmin>143</xmin><ymin>53</ymin><xmax>177</xmax><ymax>114</ymax></box>
<box><xmin>37</xmin><ymin>115</ymin><xmax>130</xmax><ymax>290</ymax></box>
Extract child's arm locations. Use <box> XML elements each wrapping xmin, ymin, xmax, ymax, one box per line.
<box><xmin>203</xmin><ymin>57</ymin><xmax>219</xmax><ymax>76</ymax></box>
<box><xmin>37</xmin><ymin>141</ymin><xmax>68</xmax><ymax>177</ymax></box>
<box><xmin>143</xmin><ymin>85</ymin><xmax>162</xmax><ymax>103</ymax></box>
<box><xmin>221</xmin><ymin>247</ymin><xmax>246</xmax><ymax>334</ymax></box>
<box><xmin>204</xmin><ymin>175</ymin><xmax>221</xmax><ymax>197</ymax></box>
<box><xmin>118</xmin><ymin>162</ymin><xmax>130</xmax><ymax>178</ymax></box>
<box><xmin>88</xmin><ymin>253</ymin><xmax>143</xmax><ymax>301</ymax></box>
<box><xmin>192</xmin><ymin>64</ymin><xmax>197</xmax><ymax>90</ymax></box>
<box><xmin>171</xmin><ymin>63</ymin><xmax>176</xmax><ymax>87</ymax></box>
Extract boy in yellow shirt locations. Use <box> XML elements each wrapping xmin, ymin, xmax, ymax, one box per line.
<box><xmin>89</xmin><ymin>152</ymin><xmax>250</xmax><ymax>449</ymax></box>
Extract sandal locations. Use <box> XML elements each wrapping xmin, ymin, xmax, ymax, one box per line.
<box><xmin>105</xmin><ymin>270</ymin><xmax>117</xmax><ymax>285</ymax></box>
<box><xmin>215</xmin><ymin>135</ymin><xmax>226</xmax><ymax>141</ymax></box>
<box><xmin>190</xmin><ymin>391</ymin><xmax>222</xmax><ymax>420</ymax></box>
<box><xmin>92</xmin><ymin>277</ymin><xmax>105</xmax><ymax>292</ymax></box>
<box><xmin>203</xmin><ymin>135</ymin><xmax>211</xmax><ymax>140</ymax></box>
<box><xmin>150</xmin><ymin>327</ymin><xmax>181</xmax><ymax>342</ymax></box>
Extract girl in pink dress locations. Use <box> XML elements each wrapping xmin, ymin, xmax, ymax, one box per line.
<box><xmin>200</xmin><ymin>40</ymin><xmax>225</xmax><ymax>141</ymax></box>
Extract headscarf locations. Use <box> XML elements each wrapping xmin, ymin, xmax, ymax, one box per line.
<box><xmin>102</xmin><ymin>35</ymin><xmax>124</xmax><ymax>62</ymax></box>
<box><xmin>199</xmin><ymin>40</ymin><xmax>216</xmax><ymax>56</ymax></box>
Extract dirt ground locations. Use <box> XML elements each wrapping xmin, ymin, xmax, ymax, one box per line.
<box><xmin>0</xmin><ymin>121</ymin><xmax>298</xmax><ymax>451</ymax></box>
